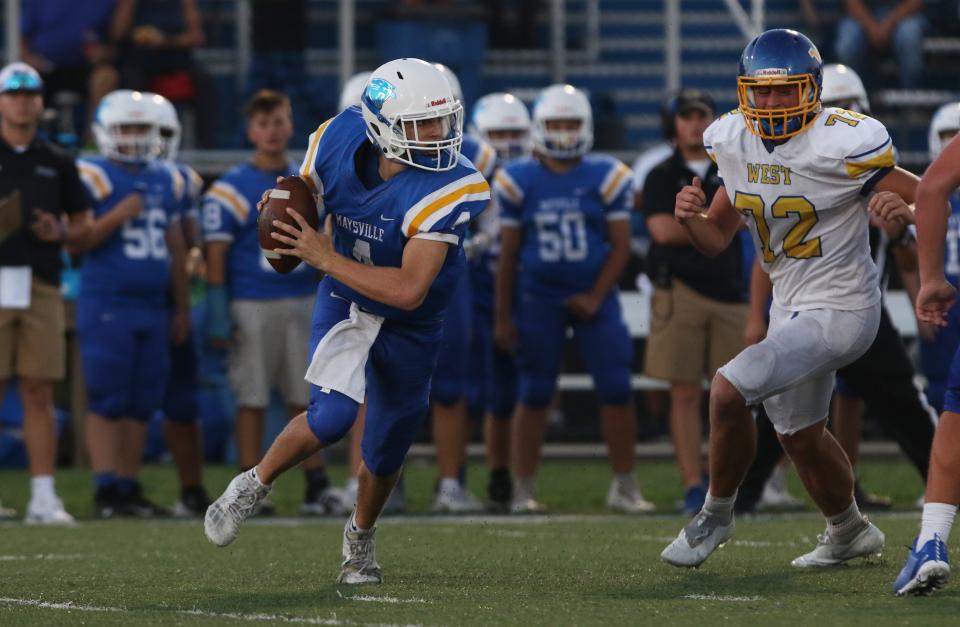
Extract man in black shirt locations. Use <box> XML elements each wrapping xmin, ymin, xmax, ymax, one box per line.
<box><xmin>641</xmin><ymin>89</ymin><xmax>748</xmax><ymax>515</ymax></box>
<box><xmin>0</xmin><ymin>62</ymin><xmax>91</xmax><ymax>524</ymax></box>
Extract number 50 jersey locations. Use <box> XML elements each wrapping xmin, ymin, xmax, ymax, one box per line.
<box><xmin>494</xmin><ymin>154</ymin><xmax>632</xmax><ymax>302</ymax></box>
<box><xmin>706</xmin><ymin>107</ymin><xmax>894</xmax><ymax>312</ymax></box>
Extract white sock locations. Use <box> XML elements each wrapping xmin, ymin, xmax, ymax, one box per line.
<box><xmin>347</xmin><ymin>509</ymin><xmax>369</xmax><ymax>533</ymax></box>
<box><xmin>514</xmin><ymin>475</ymin><xmax>537</xmax><ymax>501</ymax></box>
<box><xmin>918</xmin><ymin>502</ymin><xmax>957</xmax><ymax>547</ymax></box>
<box><xmin>439</xmin><ymin>477</ymin><xmax>460</xmax><ymax>494</ymax></box>
<box><xmin>30</xmin><ymin>475</ymin><xmax>55</xmax><ymax>501</ymax></box>
<box><xmin>613</xmin><ymin>473</ymin><xmax>636</xmax><ymax>493</ymax></box>
<box><xmin>346</xmin><ymin>478</ymin><xmax>359</xmax><ymax>494</ymax></box>
<box><xmin>249</xmin><ymin>467</ymin><xmax>268</xmax><ymax>488</ymax></box>
<box><xmin>703</xmin><ymin>492</ymin><xmax>736</xmax><ymax>523</ymax></box>
<box><xmin>826</xmin><ymin>500</ymin><xmax>866</xmax><ymax>542</ymax></box>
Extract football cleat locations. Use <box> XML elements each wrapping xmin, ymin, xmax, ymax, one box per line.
<box><xmin>172</xmin><ymin>486</ymin><xmax>211</xmax><ymax>518</ymax></box>
<box><xmin>791</xmin><ymin>521</ymin><xmax>884</xmax><ymax>567</ymax></box>
<box><xmin>301</xmin><ymin>487</ymin><xmax>351</xmax><ymax>516</ymax></box>
<box><xmin>24</xmin><ymin>495</ymin><xmax>75</xmax><ymax>526</ymax></box>
<box><xmin>338</xmin><ymin>523</ymin><xmax>383</xmax><ymax>584</ymax></box>
<box><xmin>510</xmin><ymin>497</ymin><xmax>548</xmax><ymax>514</ymax></box>
<box><xmin>893</xmin><ymin>535</ymin><xmax>950</xmax><ymax>596</ymax></box>
<box><xmin>432</xmin><ymin>483</ymin><xmax>484</xmax><ymax>514</ymax></box>
<box><xmin>204</xmin><ymin>470</ymin><xmax>271</xmax><ymax>547</ymax></box>
<box><xmin>661</xmin><ymin>510</ymin><xmax>734</xmax><ymax>568</ymax></box>
<box><xmin>115</xmin><ymin>482</ymin><xmax>170</xmax><ymax>518</ymax></box>
<box><xmin>606</xmin><ymin>478</ymin><xmax>655</xmax><ymax>514</ymax></box>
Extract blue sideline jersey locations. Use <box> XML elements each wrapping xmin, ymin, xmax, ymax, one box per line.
<box><xmin>299</xmin><ymin>107</ymin><xmax>490</xmax><ymax>322</ymax></box>
<box><xmin>76</xmin><ymin>156</ymin><xmax>182</xmax><ymax>304</ymax></box>
<box><xmin>494</xmin><ymin>154</ymin><xmax>633</xmax><ymax>301</ymax></box>
<box><xmin>461</xmin><ymin>134</ymin><xmax>497</xmax><ymax>182</ymax></box>
<box><xmin>202</xmin><ymin>161</ymin><xmax>317</xmax><ymax>300</ymax></box>
<box><xmin>175</xmin><ymin>162</ymin><xmax>204</xmax><ymax>220</ymax></box>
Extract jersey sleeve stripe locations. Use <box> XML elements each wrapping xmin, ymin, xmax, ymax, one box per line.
<box><xmin>605</xmin><ymin>211</ymin><xmax>631</xmax><ymax>221</ymax></box>
<box><xmin>406</xmin><ymin>182</ymin><xmax>491</xmax><ymax>237</ymax></box>
<box><xmin>299</xmin><ymin>119</ymin><xmax>332</xmax><ymax>177</ymax></box>
<box><xmin>77</xmin><ymin>162</ymin><xmax>112</xmax><ymax>201</ymax></box>
<box><xmin>169</xmin><ymin>165</ymin><xmax>185</xmax><ymax>200</ymax></box>
<box><xmin>207</xmin><ymin>182</ymin><xmax>250</xmax><ymax>223</ymax></box>
<box><xmin>846</xmin><ymin>136</ymin><xmax>892</xmax><ymax>161</ymax></box>
<box><xmin>475</xmin><ymin>143</ymin><xmax>496</xmax><ymax>179</ymax></box>
<box><xmin>412</xmin><ymin>231</ymin><xmax>460</xmax><ymax>245</ymax></box>
<box><xmin>493</xmin><ymin>170</ymin><xmax>523</xmax><ymax>205</ymax></box>
<box><xmin>401</xmin><ymin>172</ymin><xmax>491</xmax><ymax>236</ymax></box>
<box><xmin>845</xmin><ymin>146</ymin><xmax>896</xmax><ymax>179</ymax></box>
<box><xmin>600</xmin><ymin>163</ymin><xmax>631</xmax><ymax>204</ymax></box>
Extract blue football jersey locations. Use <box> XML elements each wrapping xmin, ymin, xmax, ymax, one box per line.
<box><xmin>299</xmin><ymin>107</ymin><xmax>490</xmax><ymax>321</ymax></box>
<box><xmin>461</xmin><ymin>134</ymin><xmax>497</xmax><ymax>182</ymax></box>
<box><xmin>494</xmin><ymin>154</ymin><xmax>633</xmax><ymax>301</ymax></box>
<box><xmin>76</xmin><ymin>156</ymin><xmax>182</xmax><ymax>304</ymax></box>
<box><xmin>175</xmin><ymin>162</ymin><xmax>204</xmax><ymax>220</ymax></box>
<box><xmin>202</xmin><ymin>161</ymin><xmax>318</xmax><ymax>300</ymax></box>
<box><xmin>920</xmin><ymin>192</ymin><xmax>960</xmax><ymax>382</ymax></box>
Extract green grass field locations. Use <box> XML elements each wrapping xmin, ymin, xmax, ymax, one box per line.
<box><xmin>0</xmin><ymin>459</ymin><xmax>956</xmax><ymax>625</ymax></box>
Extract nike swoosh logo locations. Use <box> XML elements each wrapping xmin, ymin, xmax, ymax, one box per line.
<box><xmin>380</xmin><ymin>215</ymin><xmax>396</xmax><ymax>221</ymax></box>
<box><xmin>329</xmin><ymin>291</ymin><xmax>350</xmax><ymax>303</ymax></box>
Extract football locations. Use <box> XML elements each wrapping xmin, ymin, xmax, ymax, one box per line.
<box><xmin>257</xmin><ymin>175</ymin><xmax>319</xmax><ymax>274</ymax></box>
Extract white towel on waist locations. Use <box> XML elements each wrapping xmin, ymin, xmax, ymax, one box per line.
<box><xmin>304</xmin><ymin>301</ymin><xmax>384</xmax><ymax>403</ymax></box>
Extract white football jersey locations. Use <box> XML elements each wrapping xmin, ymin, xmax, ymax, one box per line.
<box><xmin>705</xmin><ymin>107</ymin><xmax>895</xmax><ymax>311</ymax></box>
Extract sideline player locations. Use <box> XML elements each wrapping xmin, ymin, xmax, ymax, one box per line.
<box><xmin>660</xmin><ymin>29</ymin><xmax>920</xmax><ymax>568</ymax></box>
<box><xmin>202</xmin><ymin>89</ymin><xmax>344</xmax><ymax>516</ymax></box>
<box><xmin>75</xmin><ymin>89</ymin><xmax>189</xmax><ymax>517</ymax></box>
<box><xmin>892</xmin><ymin>129</ymin><xmax>960</xmax><ymax>597</ymax></box>
<box><xmin>494</xmin><ymin>84</ymin><xmax>652</xmax><ymax>514</ymax></box>
<box><xmin>468</xmin><ymin>91</ymin><xmax>529</xmax><ymax>510</ymax></box>
<box><xmin>204</xmin><ymin>59</ymin><xmax>489</xmax><ymax>584</ymax></box>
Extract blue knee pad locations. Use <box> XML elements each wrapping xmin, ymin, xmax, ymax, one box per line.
<box><xmin>361</xmin><ymin>403</ymin><xmax>429</xmax><ymax>477</ymax></box>
<box><xmin>518</xmin><ymin>372</ymin><xmax>556</xmax><ymax>409</ymax></box>
<box><xmin>306</xmin><ymin>385</ymin><xmax>360</xmax><ymax>444</ymax></box>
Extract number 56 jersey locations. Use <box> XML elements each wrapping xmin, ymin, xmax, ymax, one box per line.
<box><xmin>705</xmin><ymin>107</ymin><xmax>894</xmax><ymax>312</ymax></box>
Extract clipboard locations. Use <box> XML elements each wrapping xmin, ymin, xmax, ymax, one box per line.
<box><xmin>0</xmin><ymin>190</ymin><xmax>22</xmax><ymax>246</ymax></box>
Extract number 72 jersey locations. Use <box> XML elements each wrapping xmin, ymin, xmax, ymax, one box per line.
<box><xmin>705</xmin><ymin>107</ymin><xmax>893</xmax><ymax>311</ymax></box>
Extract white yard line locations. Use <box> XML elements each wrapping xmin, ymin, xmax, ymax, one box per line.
<box><xmin>0</xmin><ymin>554</ymin><xmax>85</xmax><ymax>561</ymax></box>
<box><xmin>0</xmin><ymin>597</ymin><xmax>420</xmax><ymax>626</ymax></box>
<box><xmin>337</xmin><ymin>591</ymin><xmax>429</xmax><ymax>604</ymax></box>
<box><xmin>683</xmin><ymin>594</ymin><xmax>763</xmax><ymax>603</ymax></box>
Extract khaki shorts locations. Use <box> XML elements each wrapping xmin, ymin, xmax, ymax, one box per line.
<box><xmin>644</xmin><ymin>279</ymin><xmax>747</xmax><ymax>384</ymax></box>
<box><xmin>228</xmin><ymin>295</ymin><xmax>313</xmax><ymax>409</ymax></box>
<box><xmin>0</xmin><ymin>279</ymin><xmax>65</xmax><ymax>380</ymax></box>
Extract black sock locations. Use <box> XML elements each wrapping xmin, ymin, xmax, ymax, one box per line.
<box><xmin>305</xmin><ymin>468</ymin><xmax>331</xmax><ymax>501</ymax></box>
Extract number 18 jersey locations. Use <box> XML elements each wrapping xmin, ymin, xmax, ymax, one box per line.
<box><xmin>494</xmin><ymin>154</ymin><xmax>632</xmax><ymax>302</ymax></box>
<box><xmin>705</xmin><ymin>107</ymin><xmax>893</xmax><ymax>311</ymax></box>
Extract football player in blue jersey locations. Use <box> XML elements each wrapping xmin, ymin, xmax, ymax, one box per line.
<box><xmin>494</xmin><ymin>84</ymin><xmax>652</xmax><ymax>514</ymax></box>
<box><xmin>918</xmin><ymin>103</ymin><xmax>960</xmax><ymax>414</ymax></box>
<box><xmin>202</xmin><ymin>89</ymin><xmax>345</xmax><ymax>517</ymax></box>
<box><xmin>427</xmin><ymin>63</ymin><xmax>497</xmax><ymax>513</ymax></box>
<box><xmin>148</xmin><ymin>93</ymin><xmax>211</xmax><ymax>517</ymax></box>
<box><xmin>894</xmin><ymin>129</ymin><xmax>960</xmax><ymax>597</ymax></box>
<box><xmin>468</xmin><ymin>91</ymin><xmax>530</xmax><ymax>510</ymax></box>
<box><xmin>73</xmin><ymin>89</ymin><xmax>190</xmax><ymax>517</ymax></box>
<box><xmin>204</xmin><ymin>59</ymin><xmax>490</xmax><ymax>584</ymax></box>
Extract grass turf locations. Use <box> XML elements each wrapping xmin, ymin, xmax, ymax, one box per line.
<box><xmin>0</xmin><ymin>460</ymin><xmax>956</xmax><ymax>625</ymax></box>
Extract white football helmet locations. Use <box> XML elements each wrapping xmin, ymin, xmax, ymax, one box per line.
<box><xmin>432</xmin><ymin>63</ymin><xmax>463</xmax><ymax>103</ymax></box>
<box><xmin>144</xmin><ymin>92</ymin><xmax>181</xmax><ymax>160</ymax></box>
<box><xmin>93</xmin><ymin>89</ymin><xmax>162</xmax><ymax>163</ymax></box>
<box><xmin>821</xmin><ymin>64</ymin><xmax>870</xmax><ymax>113</ymax></box>
<box><xmin>339</xmin><ymin>71</ymin><xmax>372</xmax><ymax>112</ymax></box>
<box><xmin>531</xmin><ymin>84</ymin><xmax>593</xmax><ymax>159</ymax></box>
<box><xmin>470</xmin><ymin>92</ymin><xmax>531</xmax><ymax>160</ymax></box>
<box><xmin>929</xmin><ymin>101</ymin><xmax>960</xmax><ymax>160</ymax></box>
<box><xmin>361</xmin><ymin>58</ymin><xmax>463</xmax><ymax>172</ymax></box>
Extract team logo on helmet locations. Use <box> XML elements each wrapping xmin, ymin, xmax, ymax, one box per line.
<box><xmin>364</xmin><ymin>79</ymin><xmax>397</xmax><ymax>113</ymax></box>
